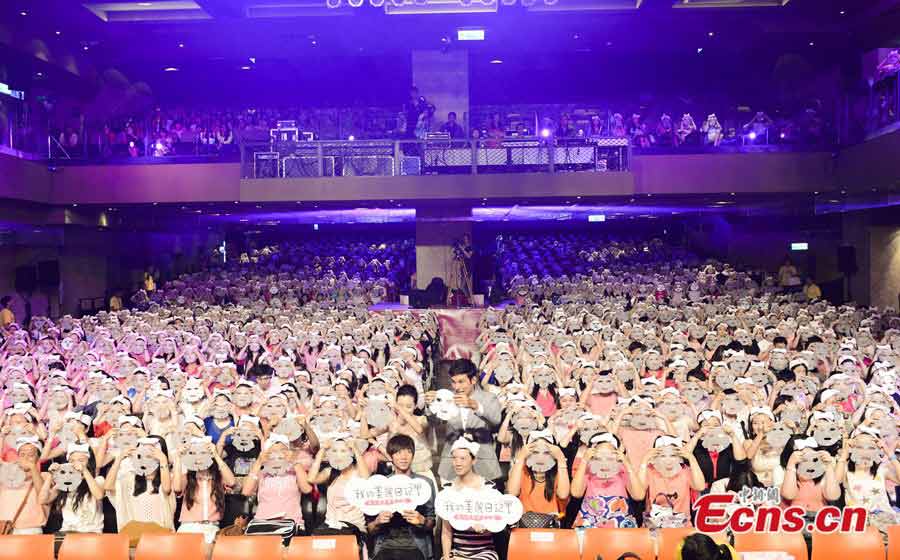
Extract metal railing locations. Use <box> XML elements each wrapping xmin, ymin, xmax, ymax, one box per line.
<box><xmin>240</xmin><ymin>137</ymin><xmax>631</xmax><ymax>179</ymax></box>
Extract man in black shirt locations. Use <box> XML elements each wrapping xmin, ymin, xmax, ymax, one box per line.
<box><xmin>367</xmin><ymin>434</ymin><xmax>436</xmax><ymax>560</ymax></box>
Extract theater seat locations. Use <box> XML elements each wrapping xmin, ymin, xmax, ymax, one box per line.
<box><xmin>212</xmin><ymin>536</ymin><xmax>284</xmax><ymax>560</ymax></box>
<box><xmin>508</xmin><ymin>529</ymin><xmax>579</xmax><ymax>560</ymax></box>
<box><xmin>811</xmin><ymin>528</ymin><xmax>884</xmax><ymax>560</ymax></box>
<box><xmin>582</xmin><ymin>528</ymin><xmax>655</xmax><ymax>560</ymax></box>
<box><xmin>286</xmin><ymin>535</ymin><xmax>358</xmax><ymax>560</ymax></box>
<box><xmin>0</xmin><ymin>535</ymin><xmax>55</xmax><ymax>560</ymax></box>
<box><xmin>59</xmin><ymin>534</ymin><xmax>130</xmax><ymax>560</ymax></box>
<box><xmin>734</xmin><ymin>531</ymin><xmax>808</xmax><ymax>560</ymax></box>
<box><xmin>888</xmin><ymin>525</ymin><xmax>900</xmax><ymax>560</ymax></box>
<box><xmin>136</xmin><ymin>533</ymin><xmax>205</xmax><ymax>560</ymax></box>
<box><xmin>656</xmin><ymin>529</ymin><xmax>730</xmax><ymax>560</ymax></box>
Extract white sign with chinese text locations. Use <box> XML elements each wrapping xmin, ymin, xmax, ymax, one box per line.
<box><xmin>344</xmin><ymin>474</ymin><xmax>433</xmax><ymax>515</ymax></box>
<box><xmin>435</xmin><ymin>486</ymin><xmax>523</xmax><ymax>533</ymax></box>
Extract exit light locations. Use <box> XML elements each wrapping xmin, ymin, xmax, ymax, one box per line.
<box><xmin>791</xmin><ymin>242</ymin><xmax>808</xmax><ymax>251</ymax></box>
<box><xmin>457</xmin><ymin>29</ymin><xmax>485</xmax><ymax>41</ymax></box>
<box><xmin>588</xmin><ymin>214</ymin><xmax>606</xmax><ymax>222</ymax></box>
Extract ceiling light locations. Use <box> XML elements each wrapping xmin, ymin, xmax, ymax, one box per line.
<box><xmin>178</xmin><ymin>42</ymin><xmax>185</xmax><ymax>48</ymax></box>
<box><xmin>240</xmin><ymin>65</ymin><xmax>251</xmax><ymax>70</ymax></box>
<box><xmin>249</xmin><ymin>57</ymin><xmax>256</xmax><ymax>64</ymax></box>
<box><xmin>83</xmin><ymin>45</ymin><xmax>89</xmax><ymax>51</ymax></box>
<box><xmin>19</xmin><ymin>11</ymin><xmax>27</xmax><ymax>16</ymax></box>
<box><xmin>839</xmin><ymin>10</ymin><xmax>844</xmax><ymax>14</ymax></box>
<box><xmin>808</xmin><ymin>41</ymin><xmax>814</xmax><ymax>46</ymax></box>
<box><xmin>138</xmin><ymin>2</ymin><xmax>153</xmax><ymax>5</ymax></box>
<box><xmin>55</xmin><ymin>30</ymin><xmax>61</xmax><ymax>35</ymax></box>
<box><xmin>697</xmin><ymin>47</ymin><xmax>703</xmax><ymax>53</ymax></box>
<box><xmin>164</xmin><ymin>67</ymin><xmax>178</xmax><ymax>72</ymax></box>
<box><xmin>708</xmin><ymin>31</ymin><xmax>714</xmax><ymax>36</ymax></box>
<box><xmin>490</xmin><ymin>59</ymin><xmax>503</xmax><ymax>64</ymax></box>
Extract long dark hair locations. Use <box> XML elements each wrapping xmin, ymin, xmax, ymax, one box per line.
<box><xmin>531</xmin><ymin>383</ymin><xmax>560</xmax><ymax>410</ymax></box>
<box><xmin>527</xmin><ymin>462</ymin><xmax>558</xmax><ymax>503</ymax></box>
<box><xmin>133</xmin><ymin>435</ymin><xmax>168</xmax><ymax>496</ymax></box>
<box><xmin>184</xmin><ymin>462</ymin><xmax>226</xmax><ymax>514</ymax></box>
<box><xmin>52</xmin><ymin>448</ymin><xmax>98</xmax><ymax>515</ymax></box>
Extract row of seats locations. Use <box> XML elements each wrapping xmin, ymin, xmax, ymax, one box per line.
<box><xmin>0</xmin><ymin>528</ymin><xmax>891</xmax><ymax>560</ymax></box>
<box><xmin>0</xmin><ymin>534</ymin><xmax>356</xmax><ymax>560</ymax></box>
<box><xmin>508</xmin><ymin>527</ymin><xmax>889</xmax><ymax>560</ymax></box>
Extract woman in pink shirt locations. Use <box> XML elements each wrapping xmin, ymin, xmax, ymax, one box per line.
<box><xmin>242</xmin><ymin>434</ymin><xmax>312</xmax><ymax>532</ymax></box>
<box><xmin>0</xmin><ymin>437</ymin><xmax>48</xmax><ymax>534</ymax></box>
<box><xmin>780</xmin><ymin>437</ymin><xmax>840</xmax><ymax>512</ymax></box>
<box><xmin>173</xmin><ymin>437</ymin><xmax>237</xmax><ymax>545</ymax></box>
<box><xmin>571</xmin><ymin>433</ymin><xmax>644</xmax><ymax>527</ymax></box>
<box><xmin>638</xmin><ymin>436</ymin><xmax>706</xmax><ymax>524</ymax></box>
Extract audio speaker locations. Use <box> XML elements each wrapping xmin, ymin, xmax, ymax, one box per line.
<box><xmin>838</xmin><ymin>246</ymin><xmax>858</xmax><ymax>275</ymax></box>
<box><xmin>14</xmin><ymin>266</ymin><xmax>36</xmax><ymax>293</ymax></box>
<box><xmin>37</xmin><ymin>260</ymin><xmax>60</xmax><ymax>287</ymax></box>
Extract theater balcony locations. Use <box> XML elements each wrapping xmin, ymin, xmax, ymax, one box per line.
<box><xmin>0</xmin><ymin>136</ymin><xmax>845</xmax><ymax>206</ymax></box>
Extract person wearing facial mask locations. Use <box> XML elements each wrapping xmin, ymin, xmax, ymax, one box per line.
<box><xmin>439</xmin><ymin>436</ymin><xmax>499</xmax><ymax>560</ymax></box>
<box><xmin>570</xmin><ymin>432</ymin><xmax>643</xmax><ymax>528</ymax></box>
<box><xmin>638</xmin><ymin>436</ymin><xmax>706</xmax><ymax>523</ymax></box>
<box><xmin>0</xmin><ymin>437</ymin><xmax>48</xmax><ymax>534</ymax></box>
<box><xmin>742</xmin><ymin>408</ymin><xmax>786</xmax><ymax>488</ymax></box>
<box><xmin>386</xmin><ymin>385</ymin><xmax>432</xmax><ymax>478</ymax></box>
<box><xmin>103</xmin><ymin>435</ymin><xmax>175</xmax><ymax>530</ymax></box>
<box><xmin>242</xmin><ymin>435</ymin><xmax>312</xmax><ymax>533</ymax></box>
<box><xmin>580</xmin><ymin>372</ymin><xmax>621</xmax><ymax>417</ymax></box>
<box><xmin>687</xmin><ymin>410</ymin><xmax>747</xmax><ymax>491</ymax></box>
<box><xmin>1</xmin><ymin>405</ymin><xmax>44</xmax><ymax>462</ymax></box>
<box><xmin>780</xmin><ymin>435</ymin><xmax>841</xmax><ymax>550</ymax></box>
<box><xmin>307</xmin><ymin>436</ymin><xmax>371</xmax><ymax>536</ymax></box>
<box><xmin>172</xmin><ymin>437</ymin><xmax>236</xmax><ymax>546</ymax></box>
<box><xmin>202</xmin><ymin>393</ymin><xmax>235</xmax><ymax>444</ymax></box>
<box><xmin>780</xmin><ymin>435</ymin><xmax>841</xmax><ymax>513</ymax></box>
<box><xmin>611</xmin><ymin>401</ymin><xmax>671</xmax><ymax>467</ymax></box>
<box><xmin>834</xmin><ymin>429</ymin><xmax>900</xmax><ymax>530</ymax></box>
<box><xmin>42</xmin><ymin>411</ymin><xmax>91</xmax><ymax>464</ymax></box>
<box><xmin>507</xmin><ymin>431</ymin><xmax>569</xmax><ymax>524</ymax></box>
<box><xmin>40</xmin><ymin>444</ymin><xmax>106</xmax><ymax>533</ymax></box>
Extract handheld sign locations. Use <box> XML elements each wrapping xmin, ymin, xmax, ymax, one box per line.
<box><xmin>435</xmin><ymin>486</ymin><xmax>523</xmax><ymax>532</ymax></box>
<box><xmin>344</xmin><ymin>474</ymin><xmax>433</xmax><ymax>515</ymax></box>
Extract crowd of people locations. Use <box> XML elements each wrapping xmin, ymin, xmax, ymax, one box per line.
<box><xmin>47</xmin><ymin>88</ymin><xmax>830</xmax><ymax>161</ymax></box>
<box><xmin>0</xmin><ymin>232</ymin><xmax>898</xmax><ymax>560</ymax></box>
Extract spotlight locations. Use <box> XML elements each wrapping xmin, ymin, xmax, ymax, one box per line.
<box><xmin>55</xmin><ymin>31</ymin><xmax>61</xmax><ymax>36</ymax></box>
<box><xmin>490</xmin><ymin>59</ymin><xmax>503</xmax><ymax>64</ymax></box>
<box><xmin>348</xmin><ymin>135</ymin><xmax>355</xmax><ymax>141</ymax></box>
<box><xmin>240</xmin><ymin>66</ymin><xmax>252</xmax><ymax>70</ymax></box>
<box><xmin>697</xmin><ymin>47</ymin><xmax>703</xmax><ymax>54</ymax></box>
<box><xmin>779</xmin><ymin>132</ymin><xmax>786</xmax><ymax>139</ymax></box>
<box><xmin>540</xmin><ymin>128</ymin><xmax>551</xmax><ymax>138</ymax></box>
<box><xmin>164</xmin><ymin>67</ymin><xmax>179</xmax><ymax>72</ymax></box>
<box><xmin>178</xmin><ymin>42</ymin><xmax>185</xmax><ymax>48</ymax></box>
<box><xmin>20</xmin><ymin>11</ymin><xmax>27</xmax><ymax>16</ymax></box>
<box><xmin>748</xmin><ymin>131</ymin><xmax>757</xmax><ymax>140</ymax></box>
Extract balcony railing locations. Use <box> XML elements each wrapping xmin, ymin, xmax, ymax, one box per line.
<box><xmin>239</xmin><ymin>137</ymin><xmax>631</xmax><ymax>179</ymax></box>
